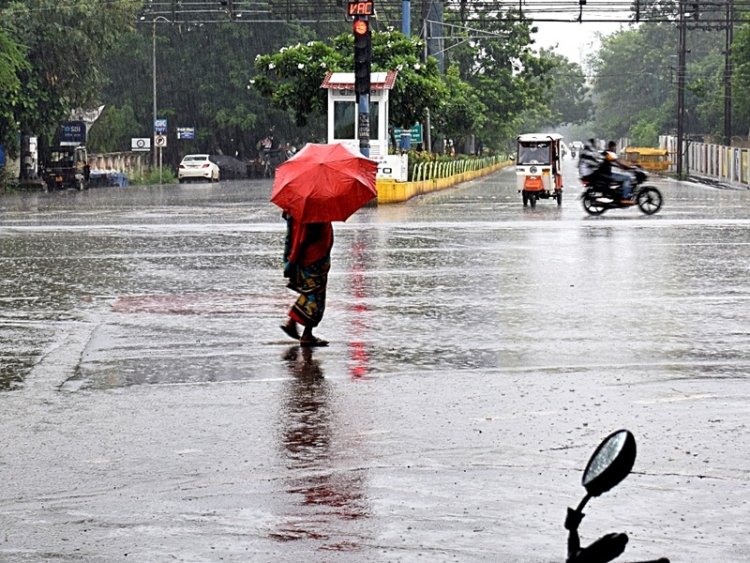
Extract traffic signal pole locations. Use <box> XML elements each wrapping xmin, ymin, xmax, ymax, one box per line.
<box><xmin>401</xmin><ymin>0</ymin><xmax>411</xmax><ymax>151</ymax></box>
<box><xmin>353</xmin><ymin>14</ymin><xmax>372</xmax><ymax>157</ymax></box>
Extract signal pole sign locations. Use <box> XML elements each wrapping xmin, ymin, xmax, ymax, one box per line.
<box><xmin>347</xmin><ymin>1</ymin><xmax>374</xmax><ymax>16</ymax></box>
<box><xmin>349</xmin><ymin>1</ymin><xmax>373</xmax><ymax>157</ymax></box>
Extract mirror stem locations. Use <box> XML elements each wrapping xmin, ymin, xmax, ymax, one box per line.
<box><xmin>565</xmin><ymin>494</ymin><xmax>591</xmax><ymax>562</ymax></box>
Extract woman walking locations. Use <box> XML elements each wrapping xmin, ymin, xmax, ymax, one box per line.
<box><xmin>280</xmin><ymin>212</ymin><xmax>333</xmax><ymax>347</ymax></box>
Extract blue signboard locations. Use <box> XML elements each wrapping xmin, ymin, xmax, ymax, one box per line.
<box><xmin>177</xmin><ymin>127</ymin><xmax>195</xmax><ymax>140</ymax></box>
<box><xmin>154</xmin><ymin>119</ymin><xmax>168</xmax><ymax>134</ymax></box>
<box><xmin>0</xmin><ymin>144</ymin><xmax>5</xmax><ymax>167</ymax></box>
<box><xmin>60</xmin><ymin>121</ymin><xmax>86</xmax><ymax>146</ymax></box>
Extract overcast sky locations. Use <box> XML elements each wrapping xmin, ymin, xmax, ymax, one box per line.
<box><xmin>532</xmin><ymin>19</ymin><xmax>627</xmax><ymax>65</ymax></box>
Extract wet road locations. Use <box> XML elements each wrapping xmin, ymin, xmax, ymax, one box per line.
<box><xmin>1</xmin><ymin>160</ymin><xmax>749</xmax><ymax>562</ymax></box>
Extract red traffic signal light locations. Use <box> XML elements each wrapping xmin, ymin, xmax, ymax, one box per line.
<box><xmin>353</xmin><ymin>19</ymin><xmax>369</xmax><ymax>36</ymax></box>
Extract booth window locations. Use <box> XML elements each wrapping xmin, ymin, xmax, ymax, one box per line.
<box><xmin>369</xmin><ymin>102</ymin><xmax>379</xmax><ymax>140</ymax></box>
<box><xmin>334</xmin><ymin>101</ymin><xmax>356</xmax><ymax>139</ymax></box>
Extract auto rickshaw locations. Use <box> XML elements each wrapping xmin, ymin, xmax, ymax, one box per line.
<box><xmin>42</xmin><ymin>145</ymin><xmax>88</xmax><ymax>191</ymax></box>
<box><xmin>516</xmin><ymin>133</ymin><xmax>564</xmax><ymax>207</ymax></box>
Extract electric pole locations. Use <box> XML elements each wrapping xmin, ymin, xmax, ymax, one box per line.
<box><xmin>676</xmin><ymin>0</ymin><xmax>686</xmax><ymax>178</ymax></box>
<box><xmin>724</xmin><ymin>0</ymin><xmax>734</xmax><ymax>145</ymax></box>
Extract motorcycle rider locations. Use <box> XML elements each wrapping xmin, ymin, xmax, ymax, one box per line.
<box><xmin>600</xmin><ymin>141</ymin><xmax>636</xmax><ymax>203</ymax></box>
<box><xmin>577</xmin><ymin>139</ymin><xmax>603</xmax><ymax>184</ymax></box>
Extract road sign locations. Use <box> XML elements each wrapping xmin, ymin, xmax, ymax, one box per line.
<box><xmin>347</xmin><ymin>1</ymin><xmax>374</xmax><ymax>17</ymax></box>
<box><xmin>394</xmin><ymin>123</ymin><xmax>423</xmax><ymax>144</ymax></box>
<box><xmin>60</xmin><ymin>121</ymin><xmax>86</xmax><ymax>146</ymax></box>
<box><xmin>131</xmin><ymin>137</ymin><xmax>151</xmax><ymax>151</ymax></box>
<box><xmin>154</xmin><ymin>135</ymin><xmax>167</xmax><ymax>148</ymax></box>
<box><xmin>154</xmin><ymin>119</ymin><xmax>167</xmax><ymax>134</ymax></box>
<box><xmin>177</xmin><ymin>127</ymin><xmax>195</xmax><ymax>140</ymax></box>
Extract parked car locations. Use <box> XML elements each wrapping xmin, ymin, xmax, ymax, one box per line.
<box><xmin>178</xmin><ymin>154</ymin><xmax>220</xmax><ymax>183</ymax></box>
<box><xmin>209</xmin><ymin>154</ymin><xmax>248</xmax><ymax>180</ymax></box>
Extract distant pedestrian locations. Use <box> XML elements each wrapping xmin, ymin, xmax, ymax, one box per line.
<box><xmin>280</xmin><ymin>212</ymin><xmax>333</xmax><ymax>347</ymax></box>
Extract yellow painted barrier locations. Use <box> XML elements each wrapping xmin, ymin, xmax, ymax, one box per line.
<box><xmin>376</xmin><ymin>160</ymin><xmax>512</xmax><ymax>204</ymax></box>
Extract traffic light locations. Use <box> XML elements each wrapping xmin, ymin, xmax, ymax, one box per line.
<box><xmin>353</xmin><ymin>18</ymin><xmax>371</xmax><ymax>96</ymax></box>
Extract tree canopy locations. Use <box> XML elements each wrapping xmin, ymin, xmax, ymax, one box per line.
<box><xmin>253</xmin><ymin>29</ymin><xmax>447</xmax><ymax>131</ymax></box>
<box><xmin>0</xmin><ymin>0</ymin><xmax>140</xmax><ymax>155</ymax></box>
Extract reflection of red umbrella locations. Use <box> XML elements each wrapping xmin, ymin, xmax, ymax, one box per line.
<box><xmin>271</xmin><ymin>143</ymin><xmax>377</xmax><ymax>223</ymax></box>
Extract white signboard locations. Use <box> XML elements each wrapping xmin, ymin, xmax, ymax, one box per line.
<box><xmin>376</xmin><ymin>154</ymin><xmax>408</xmax><ymax>182</ymax></box>
<box><xmin>154</xmin><ymin>135</ymin><xmax>167</xmax><ymax>148</ymax></box>
<box><xmin>131</xmin><ymin>137</ymin><xmax>151</xmax><ymax>151</ymax></box>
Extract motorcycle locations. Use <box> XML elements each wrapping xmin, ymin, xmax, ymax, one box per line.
<box><xmin>581</xmin><ymin>168</ymin><xmax>663</xmax><ymax>216</ymax></box>
<box><xmin>565</xmin><ymin>429</ymin><xmax>670</xmax><ymax>563</ymax></box>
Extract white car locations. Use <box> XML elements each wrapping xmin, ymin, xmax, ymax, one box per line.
<box><xmin>178</xmin><ymin>154</ymin><xmax>220</xmax><ymax>183</ymax></box>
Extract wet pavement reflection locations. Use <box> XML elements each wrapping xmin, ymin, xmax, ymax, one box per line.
<box><xmin>272</xmin><ymin>346</ymin><xmax>371</xmax><ymax>551</ymax></box>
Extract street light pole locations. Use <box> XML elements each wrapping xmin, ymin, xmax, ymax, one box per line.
<box><xmin>152</xmin><ymin>19</ymin><xmax>157</xmax><ymax>181</ymax></box>
<box><xmin>151</xmin><ymin>16</ymin><xmax>170</xmax><ymax>184</ymax></box>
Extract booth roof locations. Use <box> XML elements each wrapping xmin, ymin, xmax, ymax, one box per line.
<box><xmin>321</xmin><ymin>70</ymin><xmax>398</xmax><ymax>90</ymax></box>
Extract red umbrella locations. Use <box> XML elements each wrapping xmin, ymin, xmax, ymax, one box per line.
<box><xmin>271</xmin><ymin>143</ymin><xmax>377</xmax><ymax>223</ymax></box>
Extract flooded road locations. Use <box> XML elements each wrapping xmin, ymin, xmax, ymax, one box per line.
<box><xmin>1</xmin><ymin>161</ymin><xmax>749</xmax><ymax>562</ymax></box>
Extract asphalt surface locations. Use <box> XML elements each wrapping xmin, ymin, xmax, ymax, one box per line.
<box><xmin>1</xmin><ymin>160</ymin><xmax>749</xmax><ymax>562</ymax></box>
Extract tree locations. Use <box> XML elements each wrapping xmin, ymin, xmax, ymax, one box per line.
<box><xmin>253</xmin><ymin>29</ymin><xmax>447</xmax><ymax>132</ymax></box>
<box><xmin>433</xmin><ymin>65</ymin><xmax>487</xmax><ymax>147</ymax></box>
<box><xmin>591</xmin><ymin>14</ymin><xmax>729</xmax><ymax>143</ymax></box>
<box><xmin>543</xmin><ymin>50</ymin><xmax>592</xmax><ymax>127</ymax></box>
<box><xmin>0</xmin><ymin>25</ymin><xmax>28</xmax><ymax>155</ymax></box>
<box><xmin>732</xmin><ymin>23</ymin><xmax>750</xmax><ymax>138</ymax></box>
<box><xmin>2</xmin><ymin>0</ymin><xmax>141</xmax><ymax>155</ymax></box>
<box><xmin>590</xmin><ymin>26</ymin><xmax>675</xmax><ymax>140</ymax></box>
<box><xmin>441</xmin><ymin>4</ymin><xmax>555</xmax><ymax>147</ymax></box>
<box><xmin>100</xmin><ymin>20</ymin><xmax>329</xmax><ymax>163</ymax></box>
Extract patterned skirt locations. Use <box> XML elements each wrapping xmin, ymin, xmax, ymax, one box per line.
<box><xmin>287</xmin><ymin>256</ymin><xmax>330</xmax><ymax>327</ymax></box>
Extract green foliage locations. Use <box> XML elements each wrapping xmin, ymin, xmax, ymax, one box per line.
<box><xmin>441</xmin><ymin>5</ymin><xmax>554</xmax><ymax>146</ymax></box>
<box><xmin>433</xmin><ymin>66</ymin><xmax>486</xmax><ymax>144</ymax></box>
<box><xmin>0</xmin><ymin>25</ymin><xmax>28</xmax><ymax>155</ymax></box>
<box><xmin>130</xmin><ymin>166</ymin><xmax>176</xmax><ymax>186</ymax></box>
<box><xmin>592</xmin><ymin>16</ymin><xmax>730</xmax><ymax>140</ymax></box>
<box><xmin>591</xmin><ymin>27</ymin><xmax>673</xmax><ymax>139</ymax></box>
<box><xmin>542</xmin><ymin>50</ymin><xmax>592</xmax><ymax>126</ymax></box>
<box><xmin>254</xmin><ymin>29</ymin><xmax>447</xmax><ymax>130</ymax></box>
<box><xmin>253</xmin><ymin>41</ymin><xmax>340</xmax><ymax>127</ymax></box>
<box><xmin>733</xmin><ymin>23</ymin><xmax>750</xmax><ymax>135</ymax></box>
<box><xmin>630</xmin><ymin>111</ymin><xmax>661</xmax><ymax>146</ymax></box>
<box><xmin>87</xmin><ymin>103</ymin><xmax>139</xmax><ymax>153</ymax></box>
<box><xmin>101</xmin><ymin>21</ymin><xmax>327</xmax><ymax>165</ymax></box>
<box><xmin>2</xmin><ymin>0</ymin><xmax>141</xmax><ymax>152</ymax></box>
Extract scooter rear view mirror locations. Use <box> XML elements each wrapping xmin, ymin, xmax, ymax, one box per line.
<box><xmin>566</xmin><ymin>430</ymin><xmax>668</xmax><ymax>563</ymax></box>
<box><xmin>582</xmin><ymin>429</ymin><xmax>637</xmax><ymax>497</ymax></box>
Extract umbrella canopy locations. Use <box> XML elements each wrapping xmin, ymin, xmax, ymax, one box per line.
<box><xmin>271</xmin><ymin>143</ymin><xmax>378</xmax><ymax>223</ymax></box>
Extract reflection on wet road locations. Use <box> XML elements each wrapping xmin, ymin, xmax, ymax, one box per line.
<box><xmin>272</xmin><ymin>346</ymin><xmax>371</xmax><ymax>551</ymax></box>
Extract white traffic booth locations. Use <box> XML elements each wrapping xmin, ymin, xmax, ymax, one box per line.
<box><xmin>320</xmin><ymin>70</ymin><xmax>407</xmax><ymax>181</ymax></box>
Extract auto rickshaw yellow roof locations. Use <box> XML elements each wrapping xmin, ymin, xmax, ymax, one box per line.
<box><xmin>517</xmin><ymin>133</ymin><xmax>563</xmax><ymax>142</ymax></box>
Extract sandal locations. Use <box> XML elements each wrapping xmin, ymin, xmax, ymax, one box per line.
<box><xmin>299</xmin><ymin>337</ymin><xmax>329</xmax><ymax>347</ymax></box>
<box><xmin>280</xmin><ymin>322</ymin><xmax>300</xmax><ymax>340</ymax></box>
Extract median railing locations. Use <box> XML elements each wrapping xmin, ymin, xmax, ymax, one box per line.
<box><xmin>377</xmin><ymin>154</ymin><xmax>511</xmax><ymax>203</ymax></box>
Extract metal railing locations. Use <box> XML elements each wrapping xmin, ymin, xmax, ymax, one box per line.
<box><xmin>408</xmin><ymin>155</ymin><xmax>505</xmax><ymax>182</ymax></box>
<box><xmin>661</xmin><ymin>134</ymin><xmax>750</xmax><ymax>188</ymax></box>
